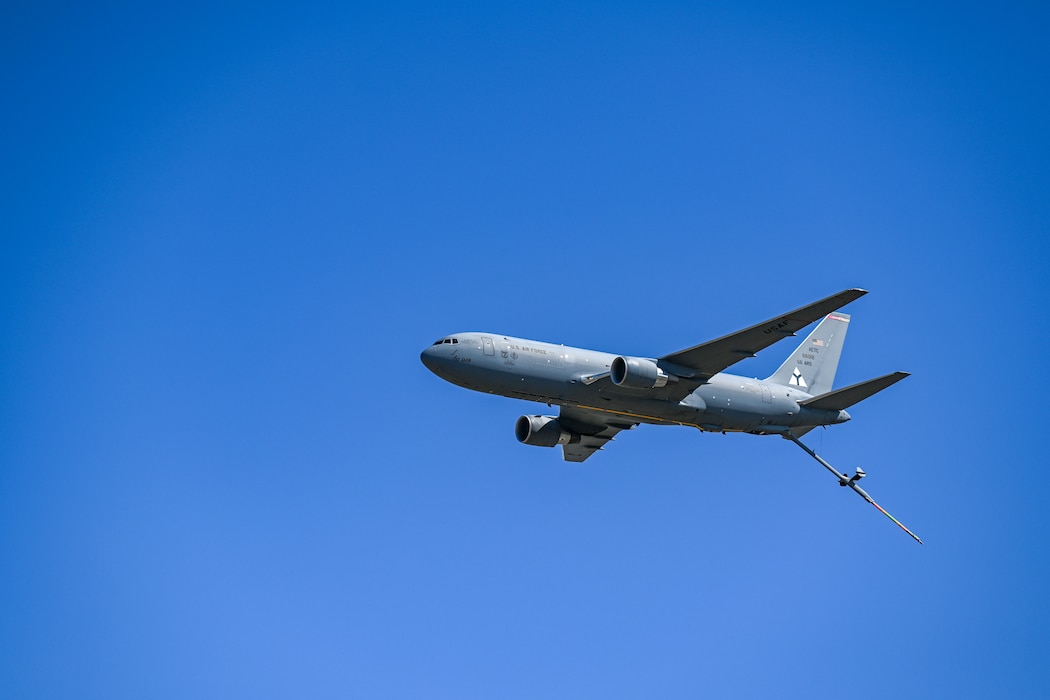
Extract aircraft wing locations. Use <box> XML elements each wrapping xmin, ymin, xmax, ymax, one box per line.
<box><xmin>558</xmin><ymin>405</ymin><xmax>637</xmax><ymax>462</ymax></box>
<box><xmin>659</xmin><ymin>289</ymin><xmax>867</xmax><ymax>379</ymax></box>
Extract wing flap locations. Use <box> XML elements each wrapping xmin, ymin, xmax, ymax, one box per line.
<box><xmin>563</xmin><ymin>437</ymin><xmax>611</xmax><ymax>463</ymax></box>
<box><xmin>558</xmin><ymin>405</ymin><xmax>637</xmax><ymax>462</ymax></box>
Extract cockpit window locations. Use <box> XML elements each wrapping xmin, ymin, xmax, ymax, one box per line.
<box><xmin>433</xmin><ymin>337</ymin><xmax>460</xmax><ymax>345</ymax></box>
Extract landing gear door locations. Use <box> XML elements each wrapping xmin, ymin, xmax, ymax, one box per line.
<box><xmin>482</xmin><ymin>336</ymin><xmax>495</xmax><ymax>356</ymax></box>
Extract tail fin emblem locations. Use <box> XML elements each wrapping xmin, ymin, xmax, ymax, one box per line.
<box><xmin>790</xmin><ymin>367</ymin><xmax>808</xmax><ymax>388</ymax></box>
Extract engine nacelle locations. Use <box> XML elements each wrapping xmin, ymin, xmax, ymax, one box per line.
<box><xmin>610</xmin><ymin>356</ymin><xmax>670</xmax><ymax>389</ymax></box>
<box><xmin>515</xmin><ymin>415</ymin><xmax>577</xmax><ymax>447</ymax></box>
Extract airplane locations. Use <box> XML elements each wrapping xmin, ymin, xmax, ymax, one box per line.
<box><xmin>420</xmin><ymin>289</ymin><xmax>922</xmax><ymax>543</ymax></box>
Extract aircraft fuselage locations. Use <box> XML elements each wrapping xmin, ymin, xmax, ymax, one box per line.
<box><xmin>421</xmin><ymin>332</ymin><xmax>849</xmax><ymax>434</ymax></box>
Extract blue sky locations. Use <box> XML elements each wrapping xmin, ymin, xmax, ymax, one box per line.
<box><xmin>2</xmin><ymin>2</ymin><xmax>1048</xmax><ymax>698</ymax></box>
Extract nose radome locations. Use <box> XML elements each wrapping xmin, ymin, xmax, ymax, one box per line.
<box><xmin>420</xmin><ymin>346</ymin><xmax>438</xmax><ymax>371</ymax></box>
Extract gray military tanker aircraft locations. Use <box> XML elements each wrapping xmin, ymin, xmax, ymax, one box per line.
<box><xmin>421</xmin><ymin>289</ymin><xmax>921</xmax><ymax>543</ymax></box>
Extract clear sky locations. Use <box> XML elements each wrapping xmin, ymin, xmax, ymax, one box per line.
<box><xmin>2</xmin><ymin>2</ymin><xmax>1048</xmax><ymax>698</ymax></box>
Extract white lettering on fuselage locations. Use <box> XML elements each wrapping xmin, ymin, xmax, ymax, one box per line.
<box><xmin>507</xmin><ymin>344</ymin><xmax>549</xmax><ymax>355</ymax></box>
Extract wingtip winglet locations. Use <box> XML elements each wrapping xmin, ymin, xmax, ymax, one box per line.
<box><xmin>842</xmin><ymin>288</ymin><xmax>868</xmax><ymax>302</ymax></box>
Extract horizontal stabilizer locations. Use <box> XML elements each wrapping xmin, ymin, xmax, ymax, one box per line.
<box><xmin>799</xmin><ymin>371</ymin><xmax>909</xmax><ymax>411</ymax></box>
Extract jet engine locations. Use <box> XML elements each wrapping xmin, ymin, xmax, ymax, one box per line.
<box><xmin>610</xmin><ymin>356</ymin><xmax>671</xmax><ymax>389</ymax></box>
<box><xmin>515</xmin><ymin>415</ymin><xmax>578</xmax><ymax>447</ymax></box>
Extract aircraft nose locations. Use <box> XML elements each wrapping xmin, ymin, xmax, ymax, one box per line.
<box><xmin>420</xmin><ymin>345</ymin><xmax>440</xmax><ymax>372</ymax></box>
<box><xmin>421</xmin><ymin>343</ymin><xmax>455</xmax><ymax>376</ymax></box>
<box><xmin>837</xmin><ymin>409</ymin><xmax>852</xmax><ymax>423</ymax></box>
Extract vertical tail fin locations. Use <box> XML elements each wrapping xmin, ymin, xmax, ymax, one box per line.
<box><xmin>766</xmin><ymin>313</ymin><xmax>851</xmax><ymax>396</ymax></box>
